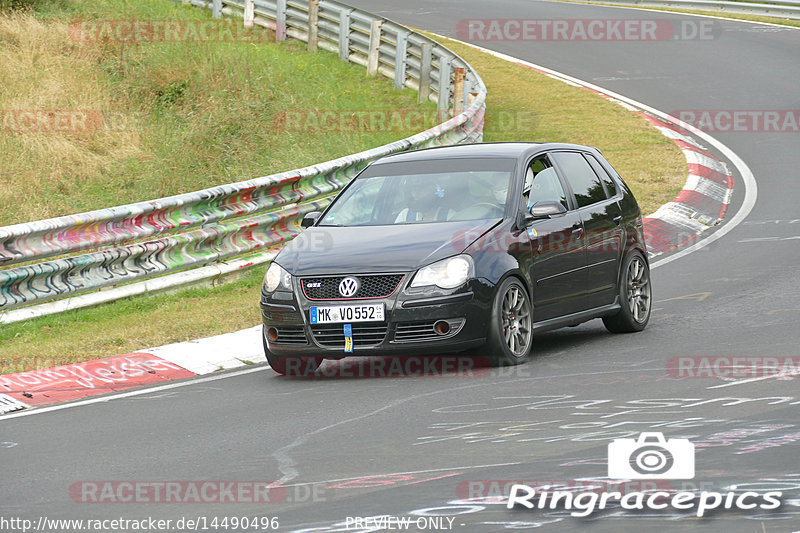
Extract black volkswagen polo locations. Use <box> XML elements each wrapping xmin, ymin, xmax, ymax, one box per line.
<box><xmin>260</xmin><ymin>143</ymin><xmax>651</xmax><ymax>375</ymax></box>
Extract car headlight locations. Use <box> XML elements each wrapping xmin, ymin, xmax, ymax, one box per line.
<box><xmin>264</xmin><ymin>262</ymin><xmax>292</xmax><ymax>292</ymax></box>
<box><xmin>410</xmin><ymin>255</ymin><xmax>473</xmax><ymax>289</ymax></box>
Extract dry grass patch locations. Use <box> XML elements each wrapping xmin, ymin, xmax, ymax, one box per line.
<box><xmin>0</xmin><ymin>13</ymin><xmax>142</xmax><ymax>222</ymax></box>
<box><xmin>1</xmin><ymin>3</ymin><xmax>687</xmax><ymax>374</ymax></box>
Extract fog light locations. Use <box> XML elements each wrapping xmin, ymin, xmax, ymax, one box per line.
<box><xmin>434</xmin><ymin>321</ymin><xmax>451</xmax><ymax>335</ymax></box>
<box><xmin>268</xmin><ymin>327</ymin><xmax>279</xmax><ymax>341</ymax></box>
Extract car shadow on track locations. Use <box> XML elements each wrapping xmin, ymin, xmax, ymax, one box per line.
<box><xmin>267</xmin><ymin>323</ymin><xmax>613</xmax><ymax>380</ymax></box>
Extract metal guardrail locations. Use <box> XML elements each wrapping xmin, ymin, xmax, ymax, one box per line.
<box><xmin>580</xmin><ymin>0</ymin><xmax>800</xmax><ymax>19</ymax></box>
<box><xmin>0</xmin><ymin>0</ymin><xmax>486</xmax><ymax>321</ymax></box>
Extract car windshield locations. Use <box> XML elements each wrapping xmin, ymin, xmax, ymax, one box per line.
<box><xmin>318</xmin><ymin>157</ymin><xmax>517</xmax><ymax>226</ymax></box>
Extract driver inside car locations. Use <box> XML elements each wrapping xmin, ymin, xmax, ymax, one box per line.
<box><xmin>395</xmin><ymin>178</ymin><xmax>454</xmax><ymax>223</ymax></box>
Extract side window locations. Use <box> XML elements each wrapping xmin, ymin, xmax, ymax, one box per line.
<box><xmin>551</xmin><ymin>152</ymin><xmax>606</xmax><ymax>209</ymax></box>
<box><xmin>524</xmin><ymin>156</ymin><xmax>569</xmax><ymax>210</ymax></box>
<box><xmin>585</xmin><ymin>154</ymin><xmax>618</xmax><ymax>198</ymax></box>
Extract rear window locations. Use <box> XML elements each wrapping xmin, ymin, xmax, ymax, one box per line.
<box><xmin>551</xmin><ymin>152</ymin><xmax>607</xmax><ymax>209</ymax></box>
<box><xmin>585</xmin><ymin>154</ymin><xmax>618</xmax><ymax>198</ymax></box>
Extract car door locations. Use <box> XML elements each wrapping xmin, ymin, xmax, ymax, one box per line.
<box><xmin>551</xmin><ymin>151</ymin><xmax>624</xmax><ymax>310</ymax></box>
<box><xmin>523</xmin><ymin>155</ymin><xmax>588</xmax><ymax>322</ymax></box>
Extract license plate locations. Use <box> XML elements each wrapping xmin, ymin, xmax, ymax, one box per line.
<box><xmin>309</xmin><ymin>304</ymin><xmax>384</xmax><ymax>324</ymax></box>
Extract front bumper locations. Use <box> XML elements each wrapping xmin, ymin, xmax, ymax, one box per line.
<box><xmin>260</xmin><ymin>277</ymin><xmax>493</xmax><ymax>357</ymax></box>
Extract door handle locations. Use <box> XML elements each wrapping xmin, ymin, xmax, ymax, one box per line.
<box><xmin>571</xmin><ymin>224</ymin><xmax>583</xmax><ymax>237</ymax></box>
<box><xmin>613</xmin><ymin>215</ymin><xmax>622</xmax><ymax>226</ymax></box>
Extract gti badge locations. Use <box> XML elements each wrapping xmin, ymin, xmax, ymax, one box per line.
<box><xmin>338</xmin><ymin>277</ymin><xmax>359</xmax><ymax>298</ymax></box>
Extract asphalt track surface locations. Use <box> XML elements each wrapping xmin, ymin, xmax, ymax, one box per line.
<box><xmin>2</xmin><ymin>2</ymin><xmax>800</xmax><ymax>532</ymax></box>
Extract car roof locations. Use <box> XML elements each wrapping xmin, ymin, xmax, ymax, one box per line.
<box><xmin>373</xmin><ymin>142</ymin><xmax>599</xmax><ymax>164</ymax></box>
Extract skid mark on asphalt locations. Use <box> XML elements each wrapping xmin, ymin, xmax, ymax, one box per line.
<box><xmin>270</xmin><ymin>384</ymin><xmax>520</xmax><ymax>484</ymax></box>
<box><xmin>277</xmin><ymin>462</ymin><xmax>520</xmax><ymax>490</ymax></box>
<box><xmin>269</xmin><ymin>366</ymin><xmax>677</xmax><ymax>483</ymax></box>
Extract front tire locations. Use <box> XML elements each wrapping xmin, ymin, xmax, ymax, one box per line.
<box><xmin>262</xmin><ymin>326</ymin><xmax>322</xmax><ymax>376</ymax></box>
<box><xmin>486</xmin><ymin>277</ymin><xmax>533</xmax><ymax>367</ymax></box>
<box><xmin>603</xmin><ymin>251</ymin><xmax>651</xmax><ymax>333</ymax></box>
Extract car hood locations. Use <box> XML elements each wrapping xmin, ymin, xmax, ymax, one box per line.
<box><xmin>277</xmin><ymin>219</ymin><xmax>500</xmax><ymax>275</ymax></box>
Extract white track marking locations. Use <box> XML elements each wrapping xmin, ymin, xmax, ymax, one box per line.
<box><xmin>707</xmin><ymin>371</ymin><xmax>800</xmax><ymax>389</ymax></box>
<box><xmin>2</xmin><ymin>19</ymin><xmax>762</xmax><ymax>419</ymax></box>
<box><xmin>0</xmin><ymin>366</ymin><xmax>268</xmax><ymax>421</ymax></box>
<box><xmin>0</xmin><ymin>365</ymin><xmax>664</xmax><ymax>421</ymax></box>
<box><xmin>424</xmin><ymin>33</ymin><xmax>758</xmax><ymax>270</ymax></box>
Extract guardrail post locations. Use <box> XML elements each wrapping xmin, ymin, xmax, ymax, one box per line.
<box><xmin>308</xmin><ymin>0</ymin><xmax>319</xmax><ymax>51</ymax></box>
<box><xmin>436</xmin><ymin>55</ymin><xmax>452</xmax><ymax>121</ymax></box>
<box><xmin>338</xmin><ymin>8</ymin><xmax>353</xmax><ymax>61</ymax></box>
<box><xmin>394</xmin><ymin>31</ymin><xmax>409</xmax><ymax>90</ymax></box>
<box><xmin>275</xmin><ymin>0</ymin><xmax>287</xmax><ymax>41</ymax></box>
<box><xmin>452</xmin><ymin>67</ymin><xmax>465</xmax><ymax>116</ymax></box>
<box><xmin>212</xmin><ymin>0</ymin><xmax>222</xmax><ymax>18</ymax></box>
<box><xmin>417</xmin><ymin>43</ymin><xmax>432</xmax><ymax>104</ymax></box>
<box><xmin>367</xmin><ymin>20</ymin><xmax>382</xmax><ymax>76</ymax></box>
<box><xmin>465</xmin><ymin>76</ymin><xmax>479</xmax><ymax>108</ymax></box>
<box><xmin>243</xmin><ymin>0</ymin><xmax>254</xmax><ymax>29</ymax></box>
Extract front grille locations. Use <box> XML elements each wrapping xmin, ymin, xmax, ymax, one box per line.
<box><xmin>271</xmin><ymin>326</ymin><xmax>308</xmax><ymax>345</ymax></box>
<box><xmin>301</xmin><ymin>274</ymin><xmax>404</xmax><ymax>300</ymax></box>
<box><xmin>394</xmin><ymin>321</ymin><xmax>439</xmax><ymax>342</ymax></box>
<box><xmin>311</xmin><ymin>324</ymin><xmax>388</xmax><ymax>347</ymax></box>
<box><xmin>261</xmin><ymin>309</ymin><xmax>301</xmax><ymax>323</ymax></box>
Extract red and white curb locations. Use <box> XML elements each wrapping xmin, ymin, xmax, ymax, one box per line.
<box><xmin>0</xmin><ymin>327</ymin><xmax>264</xmax><ymax>412</ymax></box>
<box><xmin>1</xmin><ymin>36</ymin><xmax>754</xmax><ymax>416</ymax></box>
<box><xmin>449</xmin><ymin>38</ymin><xmax>735</xmax><ymax>259</ymax></box>
<box><xmin>637</xmin><ymin>116</ymin><xmax>733</xmax><ymax>256</ymax></box>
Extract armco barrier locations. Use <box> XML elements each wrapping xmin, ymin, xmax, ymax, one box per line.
<box><xmin>579</xmin><ymin>0</ymin><xmax>800</xmax><ymax>20</ymax></box>
<box><xmin>0</xmin><ymin>0</ymin><xmax>486</xmax><ymax>323</ymax></box>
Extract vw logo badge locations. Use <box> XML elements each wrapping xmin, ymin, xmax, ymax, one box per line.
<box><xmin>338</xmin><ymin>277</ymin><xmax>360</xmax><ymax>298</ymax></box>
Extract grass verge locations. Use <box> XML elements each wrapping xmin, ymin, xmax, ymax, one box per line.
<box><xmin>0</xmin><ymin>3</ymin><xmax>687</xmax><ymax>374</ymax></box>
<box><xmin>431</xmin><ymin>34</ymin><xmax>687</xmax><ymax>216</ymax></box>
<box><xmin>0</xmin><ymin>0</ymin><xmax>435</xmax><ymax>225</ymax></box>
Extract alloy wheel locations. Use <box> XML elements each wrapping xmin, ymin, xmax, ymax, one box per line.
<box><xmin>626</xmin><ymin>256</ymin><xmax>651</xmax><ymax>323</ymax></box>
<box><xmin>501</xmin><ymin>285</ymin><xmax>532</xmax><ymax>356</ymax></box>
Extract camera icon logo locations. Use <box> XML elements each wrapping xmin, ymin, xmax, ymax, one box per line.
<box><xmin>608</xmin><ymin>432</ymin><xmax>695</xmax><ymax>480</ymax></box>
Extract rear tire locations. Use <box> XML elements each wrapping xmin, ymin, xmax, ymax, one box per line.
<box><xmin>603</xmin><ymin>251</ymin><xmax>651</xmax><ymax>333</ymax></box>
<box><xmin>486</xmin><ymin>277</ymin><xmax>533</xmax><ymax>367</ymax></box>
<box><xmin>262</xmin><ymin>326</ymin><xmax>322</xmax><ymax>376</ymax></box>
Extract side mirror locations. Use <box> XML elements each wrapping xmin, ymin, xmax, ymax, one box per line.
<box><xmin>301</xmin><ymin>211</ymin><xmax>322</xmax><ymax>228</ymax></box>
<box><xmin>529</xmin><ymin>201</ymin><xmax>567</xmax><ymax>219</ymax></box>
